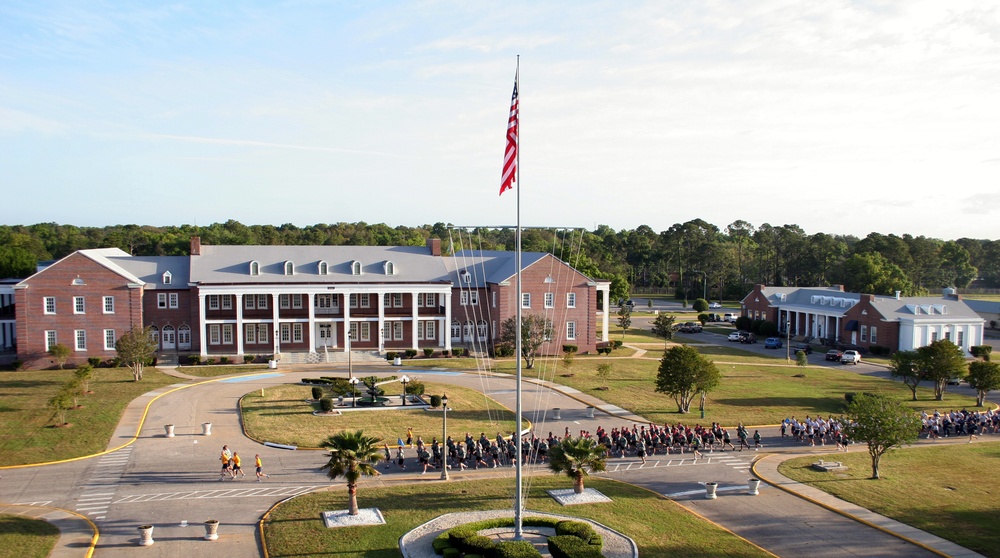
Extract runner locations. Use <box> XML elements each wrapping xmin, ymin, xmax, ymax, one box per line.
<box><xmin>220</xmin><ymin>445</ymin><xmax>233</xmax><ymax>480</ymax></box>
<box><xmin>255</xmin><ymin>454</ymin><xmax>271</xmax><ymax>482</ymax></box>
<box><xmin>232</xmin><ymin>452</ymin><xmax>246</xmax><ymax>478</ymax></box>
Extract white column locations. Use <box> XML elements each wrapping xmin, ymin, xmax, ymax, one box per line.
<box><xmin>443</xmin><ymin>291</ymin><xmax>452</xmax><ymax>351</ymax></box>
<box><xmin>377</xmin><ymin>291</ymin><xmax>386</xmax><ymax>353</ymax></box>
<box><xmin>600</xmin><ymin>286</ymin><xmax>610</xmax><ymax>342</ymax></box>
<box><xmin>835</xmin><ymin>316</ymin><xmax>840</xmax><ymax>343</ymax></box>
<box><xmin>272</xmin><ymin>293</ymin><xmax>280</xmax><ymax>355</ymax></box>
<box><xmin>342</xmin><ymin>293</ymin><xmax>351</xmax><ymax>353</ymax></box>
<box><xmin>307</xmin><ymin>291</ymin><xmax>316</xmax><ymax>352</ymax></box>
<box><xmin>198</xmin><ymin>293</ymin><xmax>208</xmax><ymax>357</ymax></box>
<box><xmin>235</xmin><ymin>294</ymin><xmax>244</xmax><ymax>357</ymax></box>
<box><xmin>411</xmin><ymin>293</ymin><xmax>420</xmax><ymax>351</ymax></box>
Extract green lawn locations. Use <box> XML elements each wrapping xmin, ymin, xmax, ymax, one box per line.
<box><xmin>0</xmin><ymin>515</ymin><xmax>59</xmax><ymax>558</ymax></box>
<box><xmin>263</xmin><ymin>477</ymin><xmax>772</xmax><ymax>558</ymax></box>
<box><xmin>778</xmin><ymin>442</ymin><xmax>1000</xmax><ymax>557</ymax></box>
<box><xmin>0</xmin><ymin>368</ymin><xmax>177</xmax><ymax>466</ymax></box>
<box><xmin>241</xmin><ymin>381</ymin><xmax>519</xmax><ymax>448</ymax></box>
<box><xmin>178</xmin><ymin>364</ymin><xmax>270</xmax><ymax>377</ymax></box>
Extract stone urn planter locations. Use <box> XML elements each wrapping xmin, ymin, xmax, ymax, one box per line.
<box><xmin>705</xmin><ymin>482</ymin><xmax>718</xmax><ymax>500</ymax></box>
<box><xmin>137</xmin><ymin>525</ymin><xmax>154</xmax><ymax>546</ymax></box>
<box><xmin>164</xmin><ymin>424</ymin><xmax>175</xmax><ymax>438</ymax></box>
<box><xmin>204</xmin><ymin>519</ymin><xmax>219</xmax><ymax>541</ymax></box>
<box><xmin>552</xmin><ymin>408</ymin><xmax>561</xmax><ymax>420</ymax></box>
<box><xmin>748</xmin><ymin>478</ymin><xmax>761</xmax><ymax>496</ymax></box>
<box><xmin>202</xmin><ymin>422</ymin><xmax>212</xmax><ymax>436</ymax></box>
<box><xmin>586</xmin><ymin>406</ymin><xmax>596</xmax><ymax>418</ymax></box>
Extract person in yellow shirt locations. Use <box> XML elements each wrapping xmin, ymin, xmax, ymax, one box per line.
<box><xmin>255</xmin><ymin>454</ymin><xmax>270</xmax><ymax>482</ymax></box>
<box><xmin>231</xmin><ymin>452</ymin><xmax>246</xmax><ymax>479</ymax></box>
<box><xmin>220</xmin><ymin>445</ymin><xmax>233</xmax><ymax>480</ymax></box>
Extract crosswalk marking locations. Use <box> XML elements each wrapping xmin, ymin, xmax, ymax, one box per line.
<box><xmin>114</xmin><ymin>485</ymin><xmax>320</xmax><ymax>504</ymax></box>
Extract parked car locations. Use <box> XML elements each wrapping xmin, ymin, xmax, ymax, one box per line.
<box><xmin>740</xmin><ymin>332</ymin><xmax>757</xmax><ymax>344</ymax></box>
<box><xmin>947</xmin><ymin>377</ymin><xmax>963</xmax><ymax>386</ymax></box>
<box><xmin>841</xmin><ymin>350</ymin><xmax>861</xmax><ymax>365</ymax></box>
<box><xmin>764</xmin><ymin>337</ymin><xmax>783</xmax><ymax>349</ymax></box>
<box><xmin>723</xmin><ymin>313</ymin><xmax>738</xmax><ymax>323</ymax></box>
<box><xmin>679</xmin><ymin>322</ymin><xmax>703</xmax><ymax>333</ymax></box>
<box><xmin>825</xmin><ymin>349</ymin><xmax>843</xmax><ymax>361</ymax></box>
<box><xmin>706</xmin><ymin>313</ymin><xmax>721</xmax><ymax>322</ymax></box>
<box><xmin>792</xmin><ymin>343</ymin><xmax>812</xmax><ymax>355</ymax></box>
<box><xmin>728</xmin><ymin>331</ymin><xmax>744</xmax><ymax>342</ymax></box>
<box><xmin>709</xmin><ymin>302</ymin><xmax>722</xmax><ymax>309</ymax></box>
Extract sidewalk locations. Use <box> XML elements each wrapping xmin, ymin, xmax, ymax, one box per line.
<box><xmin>0</xmin><ymin>504</ymin><xmax>97</xmax><ymax>558</ymax></box>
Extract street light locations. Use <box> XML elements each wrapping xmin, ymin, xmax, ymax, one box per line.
<box><xmin>440</xmin><ymin>393</ymin><xmax>449</xmax><ymax>481</ymax></box>
<box><xmin>349</xmin><ymin>377</ymin><xmax>360</xmax><ymax>408</ymax></box>
<box><xmin>399</xmin><ymin>375</ymin><xmax>410</xmax><ymax>406</ymax></box>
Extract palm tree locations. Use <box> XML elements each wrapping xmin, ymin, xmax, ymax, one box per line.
<box><xmin>321</xmin><ymin>430</ymin><xmax>383</xmax><ymax>515</ymax></box>
<box><xmin>547</xmin><ymin>436</ymin><xmax>607</xmax><ymax>494</ymax></box>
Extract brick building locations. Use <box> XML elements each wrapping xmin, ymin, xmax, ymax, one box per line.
<box><xmin>7</xmin><ymin>238</ymin><xmax>610</xmax><ymax>369</ymax></box>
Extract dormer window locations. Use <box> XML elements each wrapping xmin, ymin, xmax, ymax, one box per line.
<box><xmin>284</xmin><ymin>261</ymin><xmax>295</xmax><ymax>276</ymax></box>
<box><xmin>351</xmin><ymin>261</ymin><xmax>362</xmax><ymax>276</ymax></box>
<box><xmin>162</xmin><ymin>271</ymin><xmax>172</xmax><ymax>285</ymax></box>
<box><xmin>460</xmin><ymin>270</ymin><xmax>471</xmax><ymax>285</ymax></box>
<box><xmin>250</xmin><ymin>261</ymin><xmax>260</xmax><ymax>276</ymax></box>
<box><xmin>384</xmin><ymin>261</ymin><xmax>395</xmax><ymax>276</ymax></box>
<box><xmin>318</xmin><ymin>261</ymin><xmax>328</xmax><ymax>276</ymax></box>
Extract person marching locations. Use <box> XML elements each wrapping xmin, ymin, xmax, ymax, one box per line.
<box><xmin>255</xmin><ymin>454</ymin><xmax>270</xmax><ymax>482</ymax></box>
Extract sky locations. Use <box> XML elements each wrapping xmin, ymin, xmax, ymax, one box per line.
<box><xmin>1</xmin><ymin>1</ymin><xmax>998</xmax><ymax>241</ymax></box>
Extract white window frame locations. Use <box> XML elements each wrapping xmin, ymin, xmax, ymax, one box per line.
<box><xmin>957</xmin><ymin>329</ymin><xmax>964</xmax><ymax>348</ymax></box>
<box><xmin>178</xmin><ymin>325</ymin><xmax>191</xmax><ymax>347</ymax></box>
<box><xmin>245</xmin><ymin>296</ymin><xmax>255</xmax><ymax>309</ymax></box>
<box><xmin>162</xmin><ymin>271</ymin><xmax>172</xmax><ymax>285</ymax></box>
<box><xmin>469</xmin><ymin>291</ymin><xmax>479</xmax><ymax>305</ymax></box>
<box><xmin>360</xmin><ymin>322</ymin><xmax>371</xmax><ymax>341</ymax></box>
<box><xmin>477</xmin><ymin>320</ymin><xmax>487</xmax><ymax>340</ymax></box>
<box><xmin>45</xmin><ymin>330</ymin><xmax>57</xmax><ymax>351</ymax></box>
<box><xmin>544</xmin><ymin>292</ymin><xmax>554</xmax><ymax>309</ymax></box>
<box><xmin>284</xmin><ymin>261</ymin><xmax>294</xmax><ymax>276</ymax></box>
<box><xmin>280</xmin><ymin>323</ymin><xmax>291</xmax><ymax>343</ymax></box>
<box><xmin>221</xmin><ymin>295</ymin><xmax>231</xmax><ymax>310</ymax></box>
<box><xmin>44</xmin><ymin>297</ymin><xmax>56</xmax><ymax>315</ymax></box>
<box><xmin>104</xmin><ymin>329</ymin><xmax>116</xmax><ymax>350</ymax></box>
<box><xmin>870</xmin><ymin>326</ymin><xmax>878</xmax><ymax>345</ymax></box>
<box><xmin>460</xmin><ymin>291</ymin><xmax>469</xmax><ymax>306</ymax></box>
<box><xmin>451</xmin><ymin>320</ymin><xmax>461</xmax><ymax>339</ymax></box>
<box><xmin>521</xmin><ymin>293</ymin><xmax>531</xmax><ymax>308</ymax></box>
<box><xmin>359</xmin><ymin>293</ymin><xmax>370</xmax><ymax>308</ymax></box>
<box><xmin>493</xmin><ymin>291</ymin><xmax>497</xmax><ymax>308</ymax></box>
<box><xmin>352</xmin><ymin>261</ymin><xmax>362</xmax><ymax>275</ymax></box>
<box><xmin>158</xmin><ymin>293</ymin><xmax>167</xmax><ymax>309</ymax></box>
<box><xmin>74</xmin><ymin>296</ymin><xmax>85</xmax><ymax>314</ymax></box>
<box><xmin>104</xmin><ymin>296</ymin><xmax>115</xmax><ymax>314</ymax></box>
<box><xmin>860</xmin><ymin>325</ymin><xmax>867</xmax><ymax>343</ymax></box>
<box><xmin>392</xmin><ymin>293</ymin><xmax>403</xmax><ymax>307</ymax></box>
<box><xmin>566</xmin><ymin>321</ymin><xmax>577</xmax><ymax>340</ymax></box>
<box><xmin>279</xmin><ymin>294</ymin><xmax>290</xmax><ymax>309</ymax></box>
<box><xmin>293</xmin><ymin>323</ymin><xmax>303</xmax><ymax>342</ymax></box>
<box><xmin>257</xmin><ymin>325</ymin><xmax>268</xmax><ymax>344</ymax></box>
<box><xmin>350</xmin><ymin>294</ymin><xmax>358</xmax><ymax>308</ymax></box>
<box><xmin>384</xmin><ymin>261</ymin><xmax>395</xmax><ymax>275</ymax></box>
<box><xmin>245</xmin><ymin>324</ymin><xmax>256</xmax><ymax>344</ymax></box>
<box><xmin>566</xmin><ymin>293</ymin><xmax>576</xmax><ymax>308</ymax></box>
<box><xmin>425</xmin><ymin>320</ymin><xmax>435</xmax><ymax>340</ymax></box>
<box><xmin>292</xmin><ymin>294</ymin><xmax>303</xmax><ymax>309</ymax></box>
<box><xmin>222</xmin><ymin>324</ymin><xmax>233</xmax><ymax>344</ymax></box>
<box><xmin>169</xmin><ymin>292</ymin><xmax>179</xmax><ymax>309</ymax></box>
<box><xmin>318</xmin><ymin>261</ymin><xmax>328</xmax><ymax>275</ymax></box>
<box><xmin>393</xmin><ymin>321</ymin><xmax>403</xmax><ymax>340</ymax></box>
<box><xmin>256</xmin><ymin>294</ymin><xmax>269</xmax><ymax>309</ymax></box>
<box><xmin>250</xmin><ymin>261</ymin><xmax>260</xmax><ymax>276</ymax></box>
<box><xmin>209</xmin><ymin>324</ymin><xmax>221</xmax><ymax>345</ymax></box>
<box><xmin>208</xmin><ymin>295</ymin><xmax>220</xmax><ymax>310</ymax></box>
<box><xmin>349</xmin><ymin>322</ymin><xmax>359</xmax><ymax>341</ymax></box>
<box><xmin>75</xmin><ymin>329</ymin><xmax>86</xmax><ymax>351</ymax></box>
<box><xmin>316</xmin><ymin>294</ymin><xmax>332</xmax><ymax>308</ymax></box>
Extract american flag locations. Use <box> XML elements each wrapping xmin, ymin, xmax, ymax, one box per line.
<box><xmin>499</xmin><ymin>80</ymin><xmax>518</xmax><ymax>195</ymax></box>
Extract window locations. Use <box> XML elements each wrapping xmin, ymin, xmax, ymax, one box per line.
<box><xmin>168</xmin><ymin>293</ymin><xmax>178</xmax><ymax>309</ymax></box>
<box><xmin>292</xmin><ymin>294</ymin><xmax>303</xmax><ymax>309</ymax></box>
<box><xmin>221</xmin><ymin>295</ymin><xmax>231</xmax><ymax>310</ymax></box>
<box><xmin>178</xmin><ymin>325</ymin><xmax>191</xmax><ymax>348</ymax></box>
<box><xmin>104</xmin><ymin>296</ymin><xmax>115</xmax><ymax>314</ymax></box>
<box><xmin>245</xmin><ymin>296</ymin><xmax>255</xmax><ymax>309</ymax></box>
<box><xmin>351</xmin><ymin>261</ymin><xmax>362</xmax><ymax>275</ymax></box>
<box><xmin>245</xmin><ymin>324</ymin><xmax>256</xmax><ymax>344</ymax></box>
<box><xmin>256</xmin><ymin>294</ymin><xmax>268</xmax><ymax>309</ymax></box>
<box><xmin>104</xmin><ymin>329</ymin><xmax>116</xmax><ymax>350</ymax></box>
<box><xmin>521</xmin><ymin>293</ymin><xmax>531</xmax><ymax>308</ymax></box>
<box><xmin>359</xmin><ymin>293</ymin><xmax>370</xmax><ymax>308</ymax></box>
<box><xmin>425</xmin><ymin>321</ymin><xmax>435</xmax><ymax>340</ymax></box>
<box><xmin>492</xmin><ymin>291</ymin><xmax>497</xmax><ymax>308</ymax></box>
<box><xmin>293</xmin><ymin>323</ymin><xmax>303</xmax><ymax>342</ymax></box>
<box><xmin>256</xmin><ymin>325</ymin><xmax>268</xmax><ymax>344</ymax></box>
<box><xmin>45</xmin><ymin>330</ymin><xmax>57</xmax><ymax>351</ymax></box>
<box><xmin>470</xmin><ymin>292</ymin><xmax>479</xmax><ymax>305</ymax></box>
<box><xmin>315</xmin><ymin>294</ymin><xmax>331</xmax><ymax>308</ymax></box>
<box><xmin>870</xmin><ymin>326</ymin><xmax>877</xmax><ymax>345</ymax></box>
<box><xmin>392</xmin><ymin>293</ymin><xmax>402</xmax><ymax>307</ymax></box>
<box><xmin>280</xmin><ymin>323</ymin><xmax>291</xmax><ymax>343</ymax></box>
<box><xmin>463</xmin><ymin>321</ymin><xmax>474</xmax><ymax>340</ymax></box>
<box><xmin>359</xmin><ymin>322</ymin><xmax>370</xmax><ymax>341</ymax></box>
<box><xmin>944</xmin><ymin>330</ymin><xmax>951</xmax><ymax>342</ymax></box>
<box><xmin>150</xmin><ymin>326</ymin><xmax>159</xmax><ymax>345</ymax></box>
<box><xmin>318</xmin><ymin>261</ymin><xmax>328</xmax><ymax>275</ymax></box>
<box><xmin>957</xmin><ymin>330</ymin><xmax>964</xmax><ymax>348</ymax></box>
<box><xmin>451</xmin><ymin>320</ymin><xmax>461</xmax><ymax>339</ymax></box>
<box><xmin>393</xmin><ymin>321</ymin><xmax>403</xmax><ymax>340</ymax></box>
<box><xmin>492</xmin><ymin>320</ymin><xmax>497</xmax><ymax>339</ymax></box>
<box><xmin>931</xmin><ymin>331</ymin><xmax>938</xmax><ymax>343</ymax></box>
<box><xmin>249</xmin><ymin>261</ymin><xmax>260</xmax><ymax>276</ymax></box>
<box><xmin>460</xmin><ymin>291</ymin><xmax>469</xmax><ymax>306</ymax></box>
<box><xmin>75</xmin><ymin>329</ymin><xmax>86</xmax><ymax>351</ymax></box>
<box><xmin>544</xmin><ymin>292</ymin><xmax>554</xmax><ymax>308</ymax></box>
<box><xmin>162</xmin><ymin>271</ymin><xmax>172</xmax><ymax>285</ymax></box>
<box><xmin>860</xmin><ymin>325</ymin><xmax>867</xmax><ymax>343</ymax></box>
<box><xmin>222</xmin><ymin>324</ymin><xmax>233</xmax><ymax>344</ymax></box>
<box><xmin>209</xmin><ymin>325</ymin><xmax>220</xmax><ymax>345</ymax></box>
<box><xmin>349</xmin><ymin>294</ymin><xmax>358</xmax><ymax>308</ymax></box>
<box><xmin>425</xmin><ymin>293</ymin><xmax>435</xmax><ymax>307</ymax></box>
<box><xmin>349</xmin><ymin>322</ymin><xmax>358</xmax><ymax>341</ymax></box>
<box><xmin>158</xmin><ymin>293</ymin><xmax>167</xmax><ymax>309</ymax></box>
<box><xmin>44</xmin><ymin>297</ymin><xmax>56</xmax><ymax>314</ymax></box>
<box><xmin>284</xmin><ymin>261</ymin><xmax>294</xmax><ymax>276</ymax></box>
<box><xmin>208</xmin><ymin>295</ymin><xmax>220</xmax><ymax>310</ymax></box>
<box><xmin>384</xmin><ymin>261</ymin><xmax>395</xmax><ymax>275</ymax></box>
<box><xmin>566</xmin><ymin>322</ymin><xmax>577</xmax><ymax>340</ymax></box>
<box><xmin>566</xmin><ymin>293</ymin><xmax>576</xmax><ymax>308</ymax></box>
<box><xmin>477</xmin><ymin>320</ymin><xmax>487</xmax><ymax>340</ymax></box>
<box><xmin>74</xmin><ymin>296</ymin><xmax>85</xmax><ymax>314</ymax></box>
<box><xmin>279</xmin><ymin>294</ymin><xmax>290</xmax><ymax>309</ymax></box>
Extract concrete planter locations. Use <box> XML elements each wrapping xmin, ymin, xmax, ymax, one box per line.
<box><xmin>586</xmin><ymin>406</ymin><xmax>596</xmax><ymax>418</ymax></box>
<box><xmin>204</xmin><ymin>520</ymin><xmax>219</xmax><ymax>541</ymax></box>
<box><xmin>164</xmin><ymin>424</ymin><xmax>175</xmax><ymax>438</ymax></box>
<box><xmin>552</xmin><ymin>408</ymin><xmax>561</xmax><ymax>420</ymax></box>
<box><xmin>747</xmin><ymin>478</ymin><xmax>761</xmax><ymax>495</ymax></box>
<box><xmin>138</xmin><ymin>525</ymin><xmax>154</xmax><ymax>546</ymax></box>
<box><xmin>393</xmin><ymin>356</ymin><xmax>402</xmax><ymax>366</ymax></box>
<box><xmin>705</xmin><ymin>482</ymin><xmax>718</xmax><ymax>500</ymax></box>
<box><xmin>202</xmin><ymin>422</ymin><xmax>212</xmax><ymax>436</ymax></box>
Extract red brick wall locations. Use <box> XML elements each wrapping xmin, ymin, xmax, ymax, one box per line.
<box><xmin>16</xmin><ymin>253</ymin><xmax>143</xmax><ymax>369</ymax></box>
<box><xmin>742</xmin><ymin>285</ymin><xmax>776</xmax><ymax>323</ymax></box>
<box><xmin>840</xmin><ymin>295</ymin><xmax>899</xmax><ymax>352</ymax></box>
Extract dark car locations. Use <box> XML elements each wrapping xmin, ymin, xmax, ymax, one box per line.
<box><xmin>793</xmin><ymin>343</ymin><xmax>812</xmax><ymax>355</ymax></box>
<box><xmin>678</xmin><ymin>322</ymin><xmax>703</xmax><ymax>333</ymax></box>
<box><xmin>739</xmin><ymin>332</ymin><xmax>757</xmax><ymax>344</ymax></box>
<box><xmin>825</xmin><ymin>350</ymin><xmax>843</xmax><ymax>361</ymax></box>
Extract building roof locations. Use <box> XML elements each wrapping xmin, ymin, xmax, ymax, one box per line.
<box><xmin>188</xmin><ymin>244</ymin><xmax>451</xmax><ymax>285</ymax></box>
<box><xmin>448</xmin><ymin>250</ymin><xmax>594</xmax><ymax>287</ymax></box>
<box><xmin>745</xmin><ymin>285</ymin><xmax>858</xmax><ymax>311</ymax></box>
<box><xmin>110</xmin><ymin>256</ymin><xmax>190</xmax><ymax>289</ymax></box>
<box><xmin>872</xmin><ymin>296</ymin><xmax>983</xmax><ymax>322</ymax></box>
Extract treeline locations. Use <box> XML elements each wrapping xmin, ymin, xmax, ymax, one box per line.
<box><xmin>1</xmin><ymin>219</ymin><xmax>996</xmax><ymax>300</ymax></box>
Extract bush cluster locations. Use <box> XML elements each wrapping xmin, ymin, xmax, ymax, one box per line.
<box><xmin>436</xmin><ymin>517</ymin><xmax>596</xmax><ymax>558</ymax></box>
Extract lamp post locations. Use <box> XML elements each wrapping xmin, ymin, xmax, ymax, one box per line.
<box><xmin>399</xmin><ymin>375</ymin><xmax>410</xmax><ymax>406</ymax></box>
<box><xmin>440</xmin><ymin>393</ymin><xmax>449</xmax><ymax>481</ymax></box>
<box><xmin>349</xmin><ymin>377</ymin><xmax>359</xmax><ymax>408</ymax></box>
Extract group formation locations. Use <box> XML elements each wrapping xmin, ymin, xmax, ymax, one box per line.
<box><xmin>219</xmin><ymin>444</ymin><xmax>270</xmax><ymax>481</ymax></box>
<box><xmin>781</xmin><ymin>416</ymin><xmax>852</xmax><ymax>451</ymax></box>
<box><xmin>921</xmin><ymin>409</ymin><xmax>1000</xmax><ymax>441</ymax></box>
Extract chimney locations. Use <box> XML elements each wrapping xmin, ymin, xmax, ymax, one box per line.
<box><xmin>190</xmin><ymin>236</ymin><xmax>201</xmax><ymax>256</ymax></box>
<box><xmin>427</xmin><ymin>238</ymin><xmax>441</xmax><ymax>257</ymax></box>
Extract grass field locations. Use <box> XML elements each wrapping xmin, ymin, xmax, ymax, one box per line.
<box><xmin>179</xmin><ymin>364</ymin><xmax>270</xmax><ymax>377</ymax></box>
<box><xmin>263</xmin><ymin>477</ymin><xmax>773</xmax><ymax>558</ymax></box>
<box><xmin>778</xmin><ymin>442</ymin><xmax>1000</xmax><ymax>557</ymax></box>
<box><xmin>0</xmin><ymin>515</ymin><xmax>60</xmax><ymax>558</ymax></box>
<box><xmin>0</xmin><ymin>368</ymin><xmax>177</xmax><ymax>466</ymax></box>
<box><xmin>241</xmin><ymin>381</ymin><xmax>519</xmax><ymax>448</ymax></box>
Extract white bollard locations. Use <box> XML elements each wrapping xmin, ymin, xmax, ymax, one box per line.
<box><xmin>705</xmin><ymin>482</ymin><xmax>718</xmax><ymax>500</ymax></box>
<box><xmin>164</xmin><ymin>424</ymin><xmax>175</xmax><ymax>438</ymax></box>
<box><xmin>748</xmin><ymin>478</ymin><xmax>760</xmax><ymax>495</ymax></box>
<box><xmin>202</xmin><ymin>422</ymin><xmax>212</xmax><ymax>436</ymax></box>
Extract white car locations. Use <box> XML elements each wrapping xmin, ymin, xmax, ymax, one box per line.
<box><xmin>727</xmin><ymin>331</ymin><xmax>743</xmax><ymax>342</ymax></box>
<box><xmin>709</xmin><ymin>302</ymin><xmax>722</xmax><ymax>309</ymax></box>
<box><xmin>841</xmin><ymin>350</ymin><xmax>861</xmax><ymax>365</ymax></box>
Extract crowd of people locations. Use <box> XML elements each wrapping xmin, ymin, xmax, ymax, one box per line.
<box><xmin>920</xmin><ymin>409</ymin><xmax>1000</xmax><ymax>441</ymax></box>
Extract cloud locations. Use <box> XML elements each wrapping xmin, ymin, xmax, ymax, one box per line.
<box><xmin>0</xmin><ymin>107</ymin><xmax>67</xmax><ymax>134</ymax></box>
<box><xmin>962</xmin><ymin>194</ymin><xmax>1000</xmax><ymax>215</ymax></box>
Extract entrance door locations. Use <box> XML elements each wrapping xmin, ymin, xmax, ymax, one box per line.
<box><xmin>162</xmin><ymin>325</ymin><xmax>176</xmax><ymax>350</ymax></box>
<box><xmin>317</xmin><ymin>324</ymin><xmax>333</xmax><ymax>348</ymax></box>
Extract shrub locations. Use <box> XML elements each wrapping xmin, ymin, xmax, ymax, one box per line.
<box><xmin>244</xmin><ymin>354</ymin><xmax>255</xmax><ymax>363</ymax></box>
<box><xmin>188</xmin><ymin>355</ymin><xmax>201</xmax><ymax>366</ymax></box>
<box><xmin>311</xmin><ymin>386</ymin><xmax>324</xmax><ymax>400</ymax></box>
<box><xmin>11</xmin><ymin>360</ymin><xmax>23</xmax><ymax>371</ymax></box>
<box><xmin>220</xmin><ymin>356</ymin><xmax>230</xmax><ymax>364</ymax></box>
<box><xmin>758</xmin><ymin>320</ymin><xmax>777</xmax><ymax>336</ymax></box>
<box><xmin>548</xmin><ymin>535</ymin><xmax>602</xmax><ymax>558</ymax></box>
<box><xmin>734</xmin><ymin>316</ymin><xmax>752</xmax><ymax>332</ymax></box>
<box><xmin>432</xmin><ymin>533</ymin><xmax>452</xmax><ymax>555</ymax></box>
<box><xmin>612</xmin><ymin>340</ymin><xmax>623</xmax><ymax>349</ymax></box>
<box><xmin>697</xmin><ymin>313</ymin><xmax>709</xmax><ymax>325</ymax></box>
<box><xmin>796</xmin><ymin>350</ymin><xmax>808</xmax><ymax>367</ymax></box>
<box><xmin>405</xmin><ymin>349</ymin><xmax>418</xmax><ymax>359</ymax></box>
<box><xmin>556</xmin><ymin>521</ymin><xmax>600</xmax><ymax>545</ymax></box>
<box><xmin>844</xmin><ymin>392</ymin><xmax>856</xmax><ymax>404</ymax></box>
<box><xmin>204</xmin><ymin>358</ymin><xmax>215</xmax><ymax>366</ymax></box>
<box><xmin>430</xmin><ymin>394</ymin><xmax>442</xmax><ymax>408</ymax></box>
<box><xmin>562</xmin><ymin>345</ymin><xmax>578</xmax><ymax>354</ymax></box>
<box><xmin>424</xmin><ymin>348</ymin><xmax>435</xmax><ymax>357</ymax></box>
<box><xmin>495</xmin><ymin>540</ymin><xmax>543</xmax><ymax>558</ymax></box>
<box><xmin>48</xmin><ymin>343</ymin><xmax>71</xmax><ymax>369</ymax></box>
<box><xmin>460</xmin><ymin>535</ymin><xmax>495</xmax><ymax>554</ymax></box>
<box><xmin>87</xmin><ymin>357</ymin><xmax>102</xmax><ymax>367</ymax></box>
<box><xmin>442</xmin><ymin>349</ymin><xmax>450</xmax><ymax>357</ymax></box>
<box><xmin>405</xmin><ymin>380</ymin><xmax>425</xmax><ymax>395</ymax></box>
<box><xmin>597</xmin><ymin>347</ymin><xmax>612</xmax><ymax>355</ymax></box>
<box><xmin>448</xmin><ymin>525</ymin><xmax>477</xmax><ymax>547</ymax></box>
<box><xmin>494</xmin><ymin>344</ymin><xmax>514</xmax><ymax>357</ymax></box>
<box><xmin>442</xmin><ymin>548</ymin><xmax>461</xmax><ymax>558</ymax></box>
<box><xmin>320</xmin><ymin>397</ymin><xmax>334</xmax><ymax>412</ymax></box>
<box><xmin>386</xmin><ymin>351</ymin><xmax>398</xmax><ymax>361</ymax></box>
<box><xmin>692</xmin><ymin>298</ymin><xmax>709</xmax><ymax>312</ymax></box>
<box><xmin>971</xmin><ymin>345</ymin><xmax>993</xmax><ymax>361</ymax></box>
<box><xmin>453</xmin><ymin>348</ymin><xmax>465</xmax><ymax>357</ymax></box>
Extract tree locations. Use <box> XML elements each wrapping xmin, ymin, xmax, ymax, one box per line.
<box><xmin>916</xmin><ymin>340</ymin><xmax>967</xmax><ymax>401</ymax></box>
<box><xmin>888</xmin><ymin>350</ymin><xmax>923</xmax><ymax>401</ymax></box>
<box><xmin>655</xmin><ymin>345</ymin><xmax>721</xmax><ymax>413</ymax></box>
<box><xmin>970</xmin><ymin>345</ymin><xmax>993</xmax><ymax>361</ymax></box>
<box><xmin>838</xmin><ymin>252</ymin><xmax>916</xmax><ymax>296</ymax></box>
<box><xmin>48</xmin><ymin>390</ymin><xmax>73</xmax><ymax>426</ymax></box>
<box><xmin>321</xmin><ymin>430</ymin><xmax>383</xmax><ymax>515</ymax></box>
<box><xmin>843</xmin><ymin>393</ymin><xmax>921</xmax><ymax>479</ymax></box>
<box><xmin>114</xmin><ymin>327</ymin><xmax>158</xmax><ymax>381</ymax></box>
<box><xmin>692</xmin><ymin>298</ymin><xmax>709</xmax><ymax>312</ymax></box>
<box><xmin>547</xmin><ymin>436</ymin><xmax>607</xmax><ymax>494</ymax></box>
<box><xmin>596</xmin><ymin>363</ymin><xmax>612</xmax><ymax>388</ymax></box>
<box><xmin>967</xmin><ymin>361</ymin><xmax>1000</xmax><ymax>407</ymax></box>
<box><xmin>74</xmin><ymin>364</ymin><xmax>94</xmax><ymax>393</ymax></box>
<box><xmin>498</xmin><ymin>314</ymin><xmax>554</xmax><ymax>370</ymax></box>
<box><xmin>650</xmin><ymin>313</ymin><xmax>676</xmax><ymax>349</ymax></box>
<box><xmin>48</xmin><ymin>343</ymin><xmax>71</xmax><ymax>369</ymax></box>
<box><xmin>795</xmin><ymin>350</ymin><xmax>808</xmax><ymax>367</ymax></box>
<box><xmin>616</xmin><ymin>307</ymin><xmax>631</xmax><ymax>339</ymax></box>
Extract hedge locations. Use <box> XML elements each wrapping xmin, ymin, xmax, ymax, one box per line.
<box><xmin>548</xmin><ymin>535</ymin><xmax>602</xmax><ymax>558</ymax></box>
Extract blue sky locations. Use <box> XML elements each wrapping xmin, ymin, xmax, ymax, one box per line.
<box><xmin>2</xmin><ymin>1</ymin><xmax>998</xmax><ymax>240</ymax></box>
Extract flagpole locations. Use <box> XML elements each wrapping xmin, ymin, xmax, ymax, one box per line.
<box><xmin>512</xmin><ymin>55</ymin><xmax>524</xmax><ymax>541</ymax></box>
